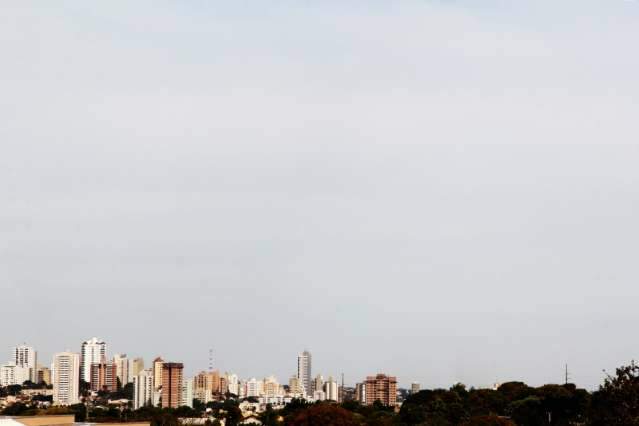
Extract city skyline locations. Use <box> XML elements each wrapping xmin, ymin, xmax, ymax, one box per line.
<box><xmin>3</xmin><ymin>0</ymin><xmax>639</xmax><ymax>394</ymax></box>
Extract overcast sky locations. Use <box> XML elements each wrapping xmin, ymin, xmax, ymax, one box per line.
<box><xmin>1</xmin><ymin>1</ymin><xmax>639</xmax><ymax>390</ymax></box>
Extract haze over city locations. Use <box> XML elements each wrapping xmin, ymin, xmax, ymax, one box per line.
<box><xmin>2</xmin><ymin>0</ymin><xmax>639</xmax><ymax>393</ymax></box>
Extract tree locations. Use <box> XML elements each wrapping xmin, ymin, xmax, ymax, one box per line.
<box><xmin>221</xmin><ymin>399</ymin><xmax>242</xmax><ymax>426</ymax></box>
<box><xmin>589</xmin><ymin>361</ymin><xmax>639</xmax><ymax>425</ymax></box>
<box><xmin>285</xmin><ymin>404</ymin><xmax>359</xmax><ymax>426</ymax></box>
<box><xmin>461</xmin><ymin>415</ymin><xmax>516</xmax><ymax>426</ymax></box>
<box><xmin>508</xmin><ymin>396</ymin><xmax>546</xmax><ymax>426</ymax></box>
<box><xmin>260</xmin><ymin>404</ymin><xmax>283</xmax><ymax>426</ymax></box>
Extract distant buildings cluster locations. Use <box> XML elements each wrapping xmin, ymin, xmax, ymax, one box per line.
<box><xmin>1</xmin><ymin>341</ymin><xmax>413</xmax><ymax>410</ymax></box>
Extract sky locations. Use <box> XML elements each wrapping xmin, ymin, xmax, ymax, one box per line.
<box><xmin>1</xmin><ymin>0</ymin><xmax>639</xmax><ymax>391</ymax></box>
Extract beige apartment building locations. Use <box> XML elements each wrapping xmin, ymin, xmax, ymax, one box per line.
<box><xmin>364</xmin><ymin>374</ymin><xmax>397</xmax><ymax>407</ymax></box>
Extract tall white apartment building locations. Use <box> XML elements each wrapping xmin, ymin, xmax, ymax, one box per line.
<box><xmin>53</xmin><ymin>352</ymin><xmax>80</xmax><ymax>406</ymax></box>
<box><xmin>324</xmin><ymin>376</ymin><xmax>339</xmax><ymax>402</ymax></box>
<box><xmin>246</xmin><ymin>377</ymin><xmax>260</xmax><ymax>397</ymax></box>
<box><xmin>80</xmin><ymin>338</ymin><xmax>106</xmax><ymax>383</ymax></box>
<box><xmin>113</xmin><ymin>354</ymin><xmax>129</xmax><ymax>385</ymax></box>
<box><xmin>297</xmin><ymin>350</ymin><xmax>312</xmax><ymax>397</ymax></box>
<box><xmin>12</xmin><ymin>345</ymin><xmax>37</xmax><ymax>382</ymax></box>
<box><xmin>226</xmin><ymin>373</ymin><xmax>240</xmax><ymax>396</ymax></box>
<box><xmin>133</xmin><ymin>369</ymin><xmax>154</xmax><ymax>409</ymax></box>
<box><xmin>181</xmin><ymin>377</ymin><xmax>194</xmax><ymax>408</ymax></box>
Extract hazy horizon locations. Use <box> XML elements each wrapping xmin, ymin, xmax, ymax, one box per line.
<box><xmin>2</xmin><ymin>0</ymin><xmax>639</xmax><ymax>391</ymax></box>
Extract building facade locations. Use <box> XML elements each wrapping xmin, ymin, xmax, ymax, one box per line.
<box><xmin>0</xmin><ymin>362</ymin><xmax>29</xmax><ymax>386</ymax></box>
<box><xmin>90</xmin><ymin>360</ymin><xmax>118</xmax><ymax>392</ymax></box>
<box><xmin>181</xmin><ymin>377</ymin><xmax>194</xmax><ymax>408</ymax></box>
<box><xmin>80</xmin><ymin>338</ymin><xmax>106</xmax><ymax>383</ymax></box>
<box><xmin>133</xmin><ymin>369</ymin><xmax>154</xmax><ymax>409</ymax></box>
<box><xmin>12</xmin><ymin>345</ymin><xmax>37</xmax><ymax>383</ymax></box>
<box><xmin>130</xmin><ymin>358</ymin><xmax>145</xmax><ymax>382</ymax></box>
<box><xmin>152</xmin><ymin>357</ymin><xmax>164</xmax><ymax>391</ymax></box>
<box><xmin>112</xmin><ymin>354</ymin><xmax>129</xmax><ymax>385</ymax></box>
<box><xmin>364</xmin><ymin>374</ymin><xmax>397</xmax><ymax>406</ymax></box>
<box><xmin>355</xmin><ymin>382</ymin><xmax>366</xmax><ymax>403</ymax></box>
<box><xmin>324</xmin><ymin>376</ymin><xmax>339</xmax><ymax>402</ymax></box>
<box><xmin>161</xmin><ymin>362</ymin><xmax>184</xmax><ymax>408</ymax></box>
<box><xmin>297</xmin><ymin>350</ymin><xmax>312</xmax><ymax>397</ymax></box>
<box><xmin>37</xmin><ymin>366</ymin><xmax>52</xmax><ymax>385</ymax></box>
<box><xmin>53</xmin><ymin>352</ymin><xmax>80</xmax><ymax>406</ymax></box>
<box><xmin>193</xmin><ymin>370</ymin><xmax>220</xmax><ymax>403</ymax></box>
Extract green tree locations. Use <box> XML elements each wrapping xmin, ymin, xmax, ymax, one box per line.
<box><xmin>285</xmin><ymin>404</ymin><xmax>359</xmax><ymax>426</ymax></box>
<box><xmin>509</xmin><ymin>396</ymin><xmax>546</xmax><ymax>426</ymax></box>
<box><xmin>589</xmin><ymin>361</ymin><xmax>639</xmax><ymax>426</ymax></box>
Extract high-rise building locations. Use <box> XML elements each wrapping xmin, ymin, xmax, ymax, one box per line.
<box><xmin>324</xmin><ymin>376</ymin><xmax>339</xmax><ymax>401</ymax></box>
<box><xmin>53</xmin><ymin>352</ymin><xmax>80</xmax><ymax>406</ymax></box>
<box><xmin>194</xmin><ymin>370</ymin><xmax>220</xmax><ymax>403</ymax></box>
<box><xmin>288</xmin><ymin>376</ymin><xmax>303</xmax><ymax>397</ymax></box>
<box><xmin>245</xmin><ymin>377</ymin><xmax>260</xmax><ymax>397</ymax></box>
<box><xmin>263</xmin><ymin>375</ymin><xmax>281</xmax><ymax>398</ymax></box>
<box><xmin>161</xmin><ymin>363</ymin><xmax>184</xmax><ymax>408</ymax></box>
<box><xmin>90</xmin><ymin>360</ymin><xmax>118</xmax><ymax>392</ymax></box>
<box><xmin>219</xmin><ymin>376</ymin><xmax>228</xmax><ymax>395</ymax></box>
<box><xmin>12</xmin><ymin>345</ymin><xmax>37</xmax><ymax>383</ymax></box>
<box><xmin>112</xmin><ymin>354</ymin><xmax>129</xmax><ymax>385</ymax></box>
<box><xmin>80</xmin><ymin>338</ymin><xmax>106</xmax><ymax>383</ymax></box>
<box><xmin>364</xmin><ymin>374</ymin><xmax>397</xmax><ymax>406</ymax></box>
<box><xmin>312</xmin><ymin>374</ymin><xmax>324</xmax><ymax>394</ymax></box>
<box><xmin>133</xmin><ymin>369</ymin><xmax>154</xmax><ymax>409</ymax></box>
<box><xmin>130</xmin><ymin>358</ymin><xmax>145</xmax><ymax>382</ymax></box>
<box><xmin>226</xmin><ymin>373</ymin><xmax>240</xmax><ymax>396</ymax></box>
<box><xmin>297</xmin><ymin>350</ymin><xmax>312</xmax><ymax>397</ymax></box>
<box><xmin>181</xmin><ymin>377</ymin><xmax>194</xmax><ymax>408</ymax></box>
<box><xmin>355</xmin><ymin>382</ymin><xmax>366</xmax><ymax>403</ymax></box>
<box><xmin>411</xmin><ymin>382</ymin><xmax>420</xmax><ymax>394</ymax></box>
<box><xmin>153</xmin><ymin>357</ymin><xmax>164</xmax><ymax>391</ymax></box>
<box><xmin>37</xmin><ymin>365</ymin><xmax>52</xmax><ymax>385</ymax></box>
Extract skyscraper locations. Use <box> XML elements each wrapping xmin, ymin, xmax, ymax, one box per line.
<box><xmin>297</xmin><ymin>350</ymin><xmax>312</xmax><ymax>397</ymax></box>
<box><xmin>133</xmin><ymin>369</ymin><xmax>154</xmax><ymax>409</ymax></box>
<box><xmin>53</xmin><ymin>352</ymin><xmax>80</xmax><ymax>406</ymax></box>
<box><xmin>12</xmin><ymin>345</ymin><xmax>37</xmax><ymax>383</ymax></box>
<box><xmin>80</xmin><ymin>338</ymin><xmax>106</xmax><ymax>383</ymax></box>
<box><xmin>364</xmin><ymin>374</ymin><xmax>397</xmax><ymax>406</ymax></box>
<box><xmin>113</xmin><ymin>354</ymin><xmax>129</xmax><ymax>385</ymax></box>
<box><xmin>161</xmin><ymin>362</ymin><xmax>184</xmax><ymax>409</ymax></box>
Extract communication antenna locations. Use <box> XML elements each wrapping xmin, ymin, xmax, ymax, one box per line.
<box><xmin>565</xmin><ymin>364</ymin><xmax>570</xmax><ymax>385</ymax></box>
<box><xmin>209</xmin><ymin>349</ymin><xmax>214</xmax><ymax>372</ymax></box>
